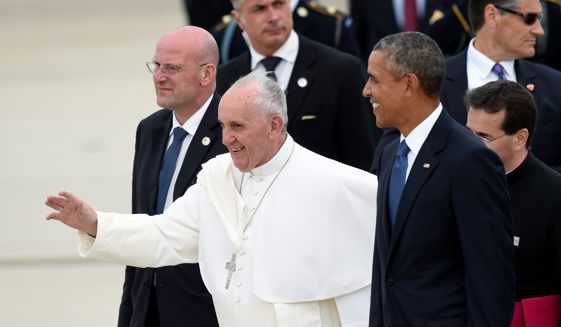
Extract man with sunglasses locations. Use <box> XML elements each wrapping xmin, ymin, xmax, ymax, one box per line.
<box><xmin>465</xmin><ymin>80</ymin><xmax>561</xmax><ymax>326</ymax></box>
<box><xmin>440</xmin><ymin>0</ymin><xmax>561</xmax><ymax>173</ymax></box>
<box><xmin>118</xmin><ymin>26</ymin><xmax>227</xmax><ymax>327</ymax></box>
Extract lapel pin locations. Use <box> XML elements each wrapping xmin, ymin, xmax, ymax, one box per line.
<box><xmin>526</xmin><ymin>84</ymin><xmax>535</xmax><ymax>92</ymax></box>
<box><xmin>423</xmin><ymin>163</ymin><xmax>431</xmax><ymax>169</ymax></box>
<box><xmin>202</xmin><ymin>137</ymin><xmax>210</xmax><ymax>146</ymax></box>
<box><xmin>297</xmin><ymin>6</ymin><xmax>308</xmax><ymax>17</ymax></box>
<box><xmin>297</xmin><ymin>77</ymin><xmax>308</xmax><ymax>88</ymax></box>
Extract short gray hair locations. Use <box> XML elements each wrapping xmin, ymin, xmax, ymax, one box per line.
<box><xmin>231</xmin><ymin>73</ymin><xmax>289</xmax><ymax>131</ymax></box>
<box><xmin>373</xmin><ymin>32</ymin><xmax>445</xmax><ymax>97</ymax></box>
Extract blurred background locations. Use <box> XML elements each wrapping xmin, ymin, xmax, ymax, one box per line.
<box><xmin>0</xmin><ymin>0</ymin><xmax>346</xmax><ymax>325</ymax></box>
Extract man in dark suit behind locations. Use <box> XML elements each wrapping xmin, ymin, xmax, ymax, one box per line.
<box><xmin>363</xmin><ymin>31</ymin><xmax>513</xmax><ymax>326</ymax></box>
<box><xmin>217</xmin><ymin>0</ymin><xmax>378</xmax><ymax>171</ymax></box>
<box><xmin>350</xmin><ymin>0</ymin><xmax>440</xmax><ymax>61</ymax></box>
<box><xmin>441</xmin><ymin>0</ymin><xmax>561</xmax><ymax>173</ymax></box>
<box><xmin>118</xmin><ymin>26</ymin><xmax>226</xmax><ymax>327</ymax></box>
<box><xmin>465</xmin><ymin>80</ymin><xmax>561</xmax><ymax>326</ymax></box>
<box><xmin>211</xmin><ymin>0</ymin><xmax>361</xmax><ymax>63</ymax></box>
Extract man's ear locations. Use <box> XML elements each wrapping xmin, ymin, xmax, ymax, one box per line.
<box><xmin>232</xmin><ymin>10</ymin><xmax>245</xmax><ymax>30</ymax></box>
<box><xmin>484</xmin><ymin>3</ymin><xmax>500</xmax><ymax>29</ymax></box>
<box><xmin>404</xmin><ymin>73</ymin><xmax>420</xmax><ymax>97</ymax></box>
<box><xmin>513</xmin><ymin>128</ymin><xmax>529</xmax><ymax>151</ymax></box>
<box><xmin>269</xmin><ymin>114</ymin><xmax>285</xmax><ymax>135</ymax></box>
<box><xmin>200</xmin><ymin>64</ymin><xmax>216</xmax><ymax>86</ymax></box>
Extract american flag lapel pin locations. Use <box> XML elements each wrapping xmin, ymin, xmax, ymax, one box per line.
<box><xmin>423</xmin><ymin>163</ymin><xmax>431</xmax><ymax>169</ymax></box>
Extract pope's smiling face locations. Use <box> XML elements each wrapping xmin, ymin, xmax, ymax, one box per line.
<box><xmin>219</xmin><ymin>82</ymin><xmax>279</xmax><ymax>172</ymax></box>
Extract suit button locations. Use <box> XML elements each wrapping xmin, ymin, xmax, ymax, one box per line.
<box><xmin>386</xmin><ymin>278</ymin><xmax>394</xmax><ymax>286</ymax></box>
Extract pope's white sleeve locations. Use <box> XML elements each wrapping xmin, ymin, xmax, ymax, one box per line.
<box><xmin>334</xmin><ymin>285</ymin><xmax>371</xmax><ymax>327</ymax></box>
<box><xmin>77</xmin><ymin>184</ymin><xmax>202</xmax><ymax>267</ymax></box>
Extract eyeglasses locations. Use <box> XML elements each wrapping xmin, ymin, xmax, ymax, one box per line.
<box><xmin>477</xmin><ymin>133</ymin><xmax>508</xmax><ymax>144</ymax></box>
<box><xmin>494</xmin><ymin>5</ymin><xmax>543</xmax><ymax>25</ymax></box>
<box><xmin>146</xmin><ymin>62</ymin><xmax>208</xmax><ymax>75</ymax></box>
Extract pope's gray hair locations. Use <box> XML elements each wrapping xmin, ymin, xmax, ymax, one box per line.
<box><xmin>231</xmin><ymin>73</ymin><xmax>289</xmax><ymax>131</ymax></box>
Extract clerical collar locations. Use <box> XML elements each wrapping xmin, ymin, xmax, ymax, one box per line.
<box><xmin>506</xmin><ymin>151</ymin><xmax>535</xmax><ymax>185</ymax></box>
<box><xmin>249</xmin><ymin>134</ymin><xmax>294</xmax><ymax>176</ymax></box>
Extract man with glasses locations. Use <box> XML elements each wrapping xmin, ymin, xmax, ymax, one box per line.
<box><xmin>465</xmin><ymin>80</ymin><xmax>561</xmax><ymax>326</ymax></box>
<box><xmin>441</xmin><ymin>0</ymin><xmax>561</xmax><ymax>173</ymax></box>
<box><xmin>119</xmin><ymin>26</ymin><xmax>226</xmax><ymax>327</ymax></box>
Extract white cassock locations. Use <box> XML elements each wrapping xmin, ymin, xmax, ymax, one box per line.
<box><xmin>79</xmin><ymin>135</ymin><xmax>377</xmax><ymax>327</ymax></box>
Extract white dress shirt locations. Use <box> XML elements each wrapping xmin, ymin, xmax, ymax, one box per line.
<box><xmin>247</xmin><ymin>30</ymin><xmax>299</xmax><ymax>91</ymax></box>
<box><xmin>466</xmin><ymin>39</ymin><xmax>516</xmax><ymax>90</ymax></box>
<box><xmin>162</xmin><ymin>94</ymin><xmax>213</xmax><ymax>210</ymax></box>
<box><xmin>399</xmin><ymin>103</ymin><xmax>442</xmax><ymax>180</ymax></box>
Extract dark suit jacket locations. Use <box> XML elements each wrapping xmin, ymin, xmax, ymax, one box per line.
<box><xmin>217</xmin><ymin>35</ymin><xmax>379</xmax><ymax>171</ymax></box>
<box><xmin>183</xmin><ymin>0</ymin><xmax>231</xmax><ymax>30</ymax></box>
<box><xmin>211</xmin><ymin>0</ymin><xmax>361</xmax><ymax>63</ymax></box>
<box><xmin>350</xmin><ymin>0</ymin><xmax>439</xmax><ymax>61</ymax></box>
<box><xmin>370</xmin><ymin>110</ymin><xmax>513</xmax><ymax>326</ymax></box>
<box><xmin>118</xmin><ymin>94</ymin><xmax>226</xmax><ymax>327</ymax></box>
<box><xmin>507</xmin><ymin>153</ymin><xmax>561</xmax><ymax>301</ymax></box>
<box><xmin>441</xmin><ymin>49</ymin><xmax>561</xmax><ymax>172</ymax></box>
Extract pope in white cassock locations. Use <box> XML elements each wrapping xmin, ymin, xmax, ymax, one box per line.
<box><xmin>46</xmin><ymin>73</ymin><xmax>378</xmax><ymax>327</ymax></box>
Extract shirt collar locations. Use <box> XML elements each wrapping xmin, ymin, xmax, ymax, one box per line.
<box><xmin>249</xmin><ymin>30</ymin><xmax>299</xmax><ymax>70</ymax></box>
<box><xmin>250</xmin><ymin>134</ymin><xmax>294</xmax><ymax>176</ymax></box>
<box><xmin>401</xmin><ymin>103</ymin><xmax>442</xmax><ymax>156</ymax></box>
<box><xmin>467</xmin><ymin>38</ymin><xmax>516</xmax><ymax>81</ymax></box>
<box><xmin>170</xmin><ymin>94</ymin><xmax>214</xmax><ymax>136</ymax></box>
<box><xmin>290</xmin><ymin>0</ymin><xmax>298</xmax><ymax>11</ymax></box>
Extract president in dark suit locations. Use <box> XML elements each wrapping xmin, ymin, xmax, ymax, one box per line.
<box><xmin>441</xmin><ymin>0</ymin><xmax>561</xmax><ymax>173</ymax></box>
<box><xmin>217</xmin><ymin>0</ymin><xmax>378</xmax><ymax>171</ymax></box>
<box><xmin>465</xmin><ymin>80</ymin><xmax>561</xmax><ymax>326</ymax></box>
<box><xmin>118</xmin><ymin>27</ymin><xmax>225</xmax><ymax>327</ymax></box>
<box><xmin>363</xmin><ymin>32</ymin><xmax>513</xmax><ymax>326</ymax></box>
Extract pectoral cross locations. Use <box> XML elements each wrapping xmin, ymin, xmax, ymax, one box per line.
<box><xmin>224</xmin><ymin>254</ymin><xmax>237</xmax><ymax>289</ymax></box>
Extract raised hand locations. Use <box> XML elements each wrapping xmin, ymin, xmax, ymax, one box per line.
<box><xmin>45</xmin><ymin>191</ymin><xmax>98</xmax><ymax>237</ymax></box>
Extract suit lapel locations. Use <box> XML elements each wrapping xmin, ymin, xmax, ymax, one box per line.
<box><xmin>286</xmin><ymin>36</ymin><xmax>316</xmax><ymax>122</ymax></box>
<box><xmin>444</xmin><ymin>50</ymin><xmax>469</xmax><ymax>124</ymax></box>
<box><xmin>514</xmin><ymin>60</ymin><xmax>537</xmax><ymax>91</ymax></box>
<box><xmin>150</xmin><ymin>115</ymin><xmax>173</xmax><ymax>212</ymax></box>
<box><xmin>388</xmin><ymin>111</ymin><xmax>451</xmax><ymax>256</ymax></box>
<box><xmin>173</xmin><ymin>94</ymin><xmax>222</xmax><ymax>200</ymax></box>
<box><xmin>379</xmin><ymin>140</ymin><xmax>398</xmax><ymax>252</ymax></box>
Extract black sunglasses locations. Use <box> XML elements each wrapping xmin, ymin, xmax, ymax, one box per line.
<box><xmin>494</xmin><ymin>5</ymin><xmax>543</xmax><ymax>25</ymax></box>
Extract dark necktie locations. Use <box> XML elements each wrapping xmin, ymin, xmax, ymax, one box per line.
<box><xmin>388</xmin><ymin>141</ymin><xmax>410</xmax><ymax>228</ymax></box>
<box><xmin>492</xmin><ymin>63</ymin><xmax>507</xmax><ymax>80</ymax></box>
<box><xmin>156</xmin><ymin>127</ymin><xmax>188</xmax><ymax>214</ymax></box>
<box><xmin>260</xmin><ymin>56</ymin><xmax>282</xmax><ymax>81</ymax></box>
<box><xmin>404</xmin><ymin>0</ymin><xmax>419</xmax><ymax>31</ymax></box>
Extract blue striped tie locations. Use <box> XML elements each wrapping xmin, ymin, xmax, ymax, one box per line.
<box><xmin>156</xmin><ymin>127</ymin><xmax>188</xmax><ymax>214</ymax></box>
<box><xmin>492</xmin><ymin>63</ymin><xmax>507</xmax><ymax>80</ymax></box>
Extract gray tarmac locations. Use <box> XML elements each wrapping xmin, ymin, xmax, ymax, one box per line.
<box><xmin>0</xmin><ymin>0</ymin><xmax>347</xmax><ymax>325</ymax></box>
